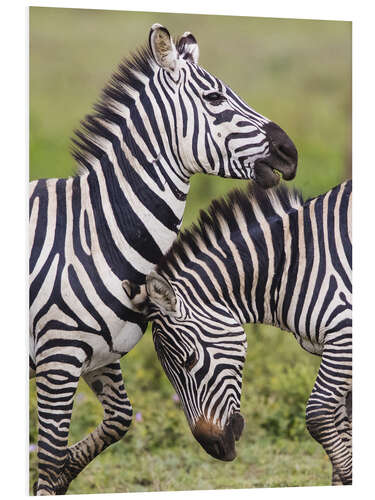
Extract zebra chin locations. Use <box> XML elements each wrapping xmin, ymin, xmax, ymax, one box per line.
<box><xmin>252</xmin><ymin>156</ymin><xmax>296</xmax><ymax>189</ymax></box>
<box><xmin>192</xmin><ymin>413</ymin><xmax>245</xmax><ymax>462</ymax></box>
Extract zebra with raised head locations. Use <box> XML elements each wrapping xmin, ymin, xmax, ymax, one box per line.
<box><xmin>29</xmin><ymin>24</ymin><xmax>298</xmax><ymax>495</ymax></box>
<box><xmin>124</xmin><ymin>180</ymin><xmax>352</xmax><ymax>485</ymax></box>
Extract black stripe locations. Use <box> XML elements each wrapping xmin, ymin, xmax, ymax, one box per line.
<box><xmin>339</xmin><ymin>181</ymin><xmax>352</xmax><ymax>268</ymax></box>
<box><xmin>327</xmin><ymin>185</ymin><xmax>352</xmax><ymax>293</ymax></box>
<box><xmin>30</xmin><ymin>179</ymin><xmax>48</xmax><ymax>275</ymax></box>
<box><xmin>305</xmin><ymin>195</ymin><xmax>327</xmax><ymax>334</ymax></box>
<box><xmin>282</xmin><ymin>212</ymin><xmax>300</xmax><ymax>327</ymax></box>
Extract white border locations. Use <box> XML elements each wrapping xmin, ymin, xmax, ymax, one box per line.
<box><xmin>2</xmin><ymin>1</ymin><xmax>374</xmax><ymax>499</ymax></box>
<box><xmin>23</xmin><ymin>0</ymin><xmax>354</xmax><ymax>20</ymax></box>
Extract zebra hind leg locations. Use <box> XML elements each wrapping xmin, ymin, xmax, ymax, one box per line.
<box><xmin>305</xmin><ymin>351</ymin><xmax>352</xmax><ymax>485</ymax></box>
<box><xmin>54</xmin><ymin>361</ymin><xmax>133</xmax><ymax>495</ymax></box>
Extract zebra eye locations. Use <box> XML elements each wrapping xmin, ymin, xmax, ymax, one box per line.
<box><xmin>204</xmin><ymin>91</ymin><xmax>225</xmax><ymax>105</ymax></box>
<box><xmin>184</xmin><ymin>351</ymin><xmax>198</xmax><ymax>371</ymax></box>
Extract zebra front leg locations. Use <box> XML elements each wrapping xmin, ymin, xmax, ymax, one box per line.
<box><xmin>306</xmin><ymin>351</ymin><xmax>352</xmax><ymax>485</ymax></box>
<box><xmin>34</xmin><ymin>354</ymin><xmax>82</xmax><ymax>495</ymax></box>
<box><xmin>331</xmin><ymin>390</ymin><xmax>352</xmax><ymax>485</ymax></box>
<box><xmin>54</xmin><ymin>361</ymin><xmax>133</xmax><ymax>495</ymax></box>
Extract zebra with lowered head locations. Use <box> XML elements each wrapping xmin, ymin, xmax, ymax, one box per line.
<box><xmin>124</xmin><ymin>180</ymin><xmax>352</xmax><ymax>486</ymax></box>
<box><xmin>29</xmin><ymin>24</ymin><xmax>298</xmax><ymax>495</ymax></box>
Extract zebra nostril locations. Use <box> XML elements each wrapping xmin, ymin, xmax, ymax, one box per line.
<box><xmin>277</xmin><ymin>141</ymin><xmax>298</xmax><ymax>162</ymax></box>
<box><xmin>229</xmin><ymin>412</ymin><xmax>245</xmax><ymax>441</ymax></box>
<box><xmin>212</xmin><ymin>441</ymin><xmax>222</xmax><ymax>457</ymax></box>
<box><xmin>264</xmin><ymin>121</ymin><xmax>298</xmax><ymax>164</ymax></box>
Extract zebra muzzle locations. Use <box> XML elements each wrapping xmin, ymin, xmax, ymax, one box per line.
<box><xmin>192</xmin><ymin>412</ymin><xmax>245</xmax><ymax>462</ymax></box>
<box><xmin>253</xmin><ymin>121</ymin><xmax>298</xmax><ymax>188</ymax></box>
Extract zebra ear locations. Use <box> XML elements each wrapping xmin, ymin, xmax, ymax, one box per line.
<box><xmin>146</xmin><ymin>271</ymin><xmax>177</xmax><ymax>314</ymax></box>
<box><xmin>122</xmin><ymin>280</ymin><xmax>149</xmax><ymax>314</ymax></box>
<box><xmin>177</xmin><ymin>32</ymin><xmax>199</xmax><ymax>64</ymax></box>
<box><xmin>149</xmin><ymin>24</ymin><xmax>178</xmax><ymax>73</ymax></box>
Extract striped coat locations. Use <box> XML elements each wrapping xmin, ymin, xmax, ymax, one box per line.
<box><xmin>30</xmin><ymin>24</ymin><xmax>297</xmax><ymax>495</ymax></box>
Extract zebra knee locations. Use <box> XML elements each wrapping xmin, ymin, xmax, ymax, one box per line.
<box><xmin>306</xmin><ymin>415</ymin><xmax>324</xmax><ymax>441</ymax></box>
<box><xmin>103</xmin><ymin>394</ymin><xmax>133</xmax><ymax>443</ymax></box>
<box><xmin>305</xmin><ymin>400</ymin><xmax>332</xmax><ymax>442</ymax></box>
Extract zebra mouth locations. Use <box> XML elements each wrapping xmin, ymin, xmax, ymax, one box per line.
<box><xmin>230</xmin><ymin>412</ymin><xmax>245</xmax><ymax>441</ymax></box>
<box><xmin>253</xmin><ymin>160</ymin><xmax>285</xmax><ymax>189</ymax></box>
<box><xmin>241</xmin><ymin>158</ymin><xmax>283</xmax><ymax>188</ymax></box>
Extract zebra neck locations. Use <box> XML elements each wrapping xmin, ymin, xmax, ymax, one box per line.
<box><xmin>209</xmin><ymin>216</ymin><xmax>286</xmax><ymax>328</ymax></box>
<box><xmin>275</xmin><ymin>205</ymin><xmax>313</xmax><ymax>333</ymax></box>
<box><xmin>80</xmin><ymin>152</ymin><xmax>190</xmax><ymax>281</ymax></box>
<box><xmin>243</xmin><ymin>224</ymin><xmax>285</xmax><ymax>328</ymax></box>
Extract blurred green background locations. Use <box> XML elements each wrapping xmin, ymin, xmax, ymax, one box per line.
<box><xmin>29</xmin><ymin>7</ymin><xmax>351</xmax><ymax>495</ymax></box>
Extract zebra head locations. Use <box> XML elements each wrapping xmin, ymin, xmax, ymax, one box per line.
<box><xmin>147</xmin><ymin>24</ymin><xmax>298</xmax><ymax>187</ymax></box>
<box><xmin>123</xmin><ymin>271</ymin><xmax>247</xmax><ymax>461</ymax></box>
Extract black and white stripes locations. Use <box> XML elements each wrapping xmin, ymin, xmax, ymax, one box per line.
<box><xmin>125</xmin><ymin>180</ymin><xmax>352</xmax><ymax>483</ymax></box>
<box><xmin>29</xmin><ymin>24</ymin><xmax>298</xmax><ymax>495</ymax></box>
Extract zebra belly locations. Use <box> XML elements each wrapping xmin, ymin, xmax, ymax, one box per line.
<box><xmin>110</xmin><ymin>321</ymin><xmax>145</xmax><ymax>358</ymax></box>
<box><xmin>80</xmin><ymin>320</ymin><xmax>146</xmax><ymax>374</ymax></box>
<box><xmin>29</xmin><ymin>318</ymin><xmax>146</xmax><ymax>375</ymax></box>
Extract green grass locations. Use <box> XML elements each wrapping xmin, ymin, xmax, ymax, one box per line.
<box><xmin>29</xmin><ymin>6</ymin><xmax>350</xmax><ymax>495</ymax></box>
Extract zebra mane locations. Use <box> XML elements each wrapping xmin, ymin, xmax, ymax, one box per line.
<box><xmin>157</xmin><ymin>183</ymin><xmax>304</xmax><ymax>276</ymax></box>
<box><xmin>71</xmin><ymin>45</ymin><xmax>155</xmax><ymax>175</ymax></box>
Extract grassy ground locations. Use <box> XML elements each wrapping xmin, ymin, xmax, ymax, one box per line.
<box><xmin>29</xmin><ymin>7</ymin><xmax>351</xmax><ymax>495</ymax></box>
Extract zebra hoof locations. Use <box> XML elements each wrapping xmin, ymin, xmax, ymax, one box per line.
<box><xmin>55</xmin><ymin>484</ymin><xmax>69</xmax><ymax>495</ymax></box>
<box><xmin>33</xmin><ymin>480</ymin><xmax>60</xmax><ymax>496</ymax></box>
